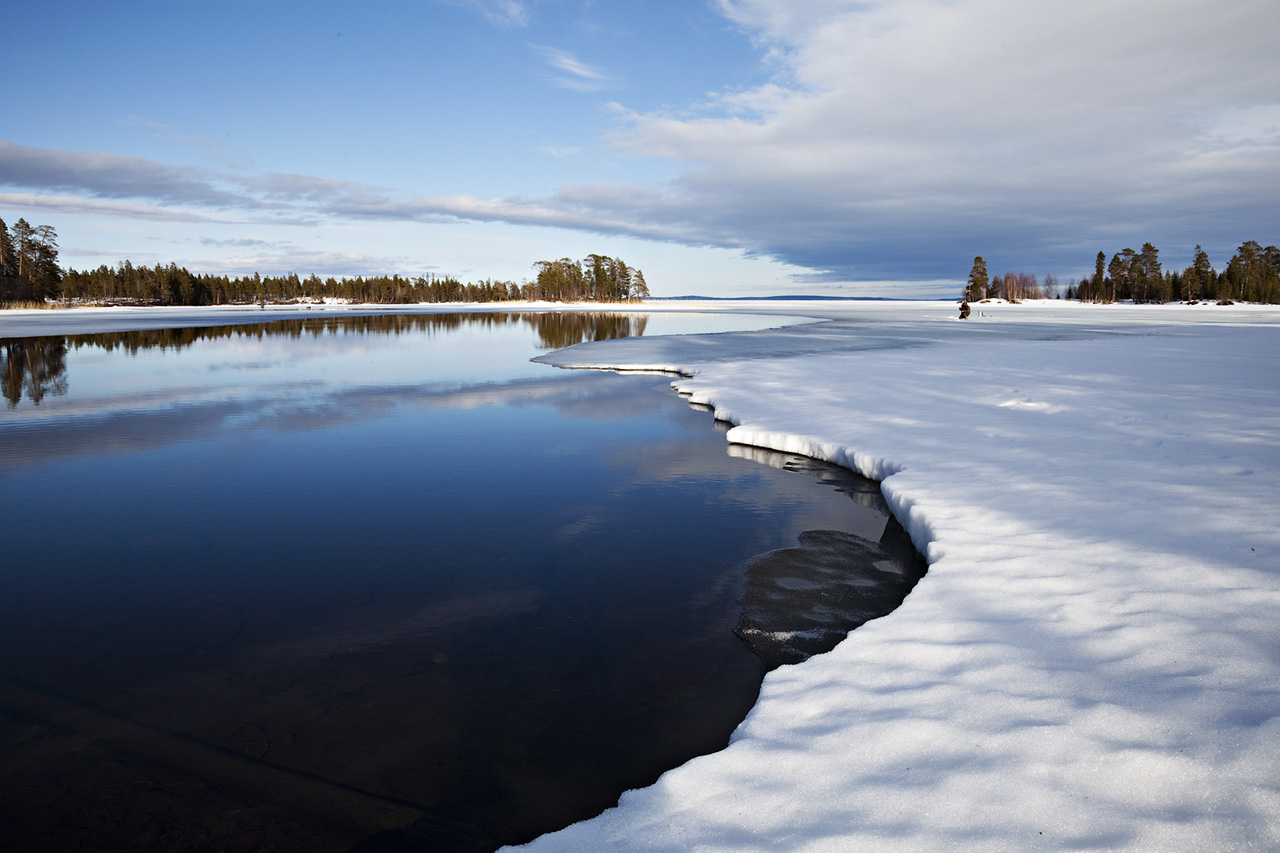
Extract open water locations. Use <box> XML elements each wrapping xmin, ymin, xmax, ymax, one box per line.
<box><xmin>0</xmin><ymin>312</ymin><xmax>924</xmax><ymax>852</ymax></box>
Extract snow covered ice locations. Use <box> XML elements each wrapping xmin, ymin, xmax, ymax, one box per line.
<box><xmin>518</xmin><ymin>299</ymin><xmax>1280</xmax><ymax>852</ymax></box>
<box><xmin>5</xmin><ymin>299</ymin><xmax>1279</xmax><ymax>851</ymax></box>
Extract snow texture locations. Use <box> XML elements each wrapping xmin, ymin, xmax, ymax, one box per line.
<box><xmin>517</xmin><ymin>300</ymin><xmax>1280</xmax><ymax>852</ymax></box>
<box><xmin>5</xmin><ymin>299</ymin><xmax>1279</xmax><ymax>851</ymax></box>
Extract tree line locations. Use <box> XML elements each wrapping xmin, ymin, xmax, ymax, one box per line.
<box><xmin>0</xmin><ymin>216</ymin><xmax>649</xmax><ymax>308</ymax></box>
<box><xmin>57</xmin><ymin>265</ymin><xmax>527</xmax><ymax>307</ymax></box>
<box><xmin>964</xmin><ymin>240</ymin><xmax>1280</xmax><ymax>305</ymax></box>
<box><xmin>1067</xmin><ymin>242</ymin><xmax>1280</xmax><ymax>304</ymax></box>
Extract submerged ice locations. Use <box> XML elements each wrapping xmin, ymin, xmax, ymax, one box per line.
<box><xmin>729</xmin><ymin>453</ymin><xmax>927</xmax><ymax>670</ymax></box>
<box><xmin>737</xmin><ymin>528</ymin><xmax>926</xmax><ymax>670</ymax></box>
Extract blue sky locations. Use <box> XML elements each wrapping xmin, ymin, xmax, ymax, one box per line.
<box><xmin>2</xmin><ymin>0</ymin><xmax>1277</xmax><ymax>298</ymax></box>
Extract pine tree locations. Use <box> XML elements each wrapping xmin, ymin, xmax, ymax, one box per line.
<box><xmin>965</xmin><ymin>256</ymin><xmax>988</xmax><ymax>301</ymax></box>
<box><xmin>0</xmin><ymin>218</ymin><xmax>15</xmax><ymax>278</ymax></box>
<box><xmin>11</xmin><ymin>218</ymin><xmax>34</xmax><ymax>281</ymax></box>
<box><xmin>1135</xmin><ymin>243</ymin><xmax>1163</xmax><ymax>302</ymax></box>
<box><xmin>630</xmin><ymin>269</ymin><xmax>649</xmax><ymax>301</ymax></box>
<box><xmin>31</xmin><ymin>224</ymin><xmax>62</xmax><ymax>300</ymax></box>
<box><xmin>1108</xmin><ymin>249</ymin><xmax>1137</xmax><ymax>302</ymax></box>
<box><xmin>1225</xmin><ymin>240</ymin><xmax>1280</xmax><ymax>302</ymax></box>
<box><xmin>0</xmin><ymin>218</ymin><xmax>17</xmax><ymax>304</ymax></box>
<box><xmin>1184</xmin><ymin>245</ymin><xmax>1212</xmax><ymax>302</ymax></box>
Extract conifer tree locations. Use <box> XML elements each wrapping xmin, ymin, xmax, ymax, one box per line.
<box><xmin>10</xmin><ymin>218</ymin><xmax>34</xmax><ymax>281</ymax></box>
<box><xmin>1183</xmin><ymin>245</ymin><xmax>1212</xmax><ymax>301</ymax></box>
<box><xmin>0</xmin><ymin>218</ymin><xmax>14</xmax><ymax>278</ymax></box>
<box><xmin>31</xmin><ymin>224</ymin><xmax>62</xmax><ymax>300</ymax></box>
<box><xmin>630</xmin><ymin>269</ymin><xmax>649</xmax><ymax>301</ymax></box>
<box><xmin>965</xmin><ymin>256</ymin><xmax>988</xmax><ymax>301</ymax></box>
<box><xmin>0</xmin><ymin>218</ymin><xmax>17</xmax><ymax>303</ymax></box>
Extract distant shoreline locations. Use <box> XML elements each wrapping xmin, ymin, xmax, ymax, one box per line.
<box><xmin>0</xmin><ymin>299</ymin><xmax>833</xmax><ymax>338</ymax></box>
<box><xmin>1</xmin><ymin>297</ymin><xmax>1270</xmax><ymax>340</ymax></box>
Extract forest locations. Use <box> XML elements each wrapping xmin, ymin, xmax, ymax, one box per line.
<box><xmin>964</xmin><ymin>241</ymin><xmax>1280</xmax><ymax>304</ymax></box>
<box><xmin>0</xmin><ymin>216</ymin><xmax>649</xmax><ymax>308</ymax></box>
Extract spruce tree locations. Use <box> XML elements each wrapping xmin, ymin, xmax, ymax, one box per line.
<box><xmin>965</xmin><ymin>256</ymin><xmax>988</xmax><ymax>301</ymax></box>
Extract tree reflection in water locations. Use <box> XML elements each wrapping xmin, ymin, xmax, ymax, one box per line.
<box><xmin>0</xmin><ymin>311</ymin><xmax>651</xmax><ymax>409</ymax></box>
<box><xmin>2</xmin><ymin>337</ymin><xmax>69</xmax><ymax>407</ymax></box>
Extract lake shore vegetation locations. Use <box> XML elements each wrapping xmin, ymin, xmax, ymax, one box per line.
<box><xmin>0</xmin><ymin>217</ymin><xmax>649</xmax><ymax>309</ymax></box>
<box><xmin>964</xmin><ymin>240</ymin><xmax>1280</xmax><ymax>305</ymax></box>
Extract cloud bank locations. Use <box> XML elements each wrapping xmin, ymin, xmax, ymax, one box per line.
<box><xmin>612</xmin><ymin>0</ymin><xmax>1280</xmax><ymax>277</ymax></box>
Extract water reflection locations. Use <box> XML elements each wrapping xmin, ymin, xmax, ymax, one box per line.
<box><xmin>0</xmin><ymin>312</ymin><xmax>653</xmax><ymax>409</ymax></box>
<box><xmin>0</xmin><ymin>314</ymin><xmax>926</xmax><ymax>853</ymax></box>
<box><xmin>1</xmin><ymin>337</ymin><xmax>68</xmax><ymax>407</ymax></box>
<box><xmin>0</xmin><ymin>368</ymin><xmax>681</xmax><ymax>478</ymax></box>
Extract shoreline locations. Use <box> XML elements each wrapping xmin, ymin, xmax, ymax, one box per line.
<box><xmin>519</xmin><ymin>300</ymin><xmax>1280</xmax><ymax>851</ymax></box>
<box><xmin>0</xmin><ymin>299</ymin><xmax>834</xmax><ymax>339</ymax></box>
<box><xmin>5</xmin><ymin>296</ymin><xmax>1274</xmax><ymax>340</ymax></box>
<box><xmin>6</xmin><ymin>300</ymin><xmax>1280</xmax><ymax>850</ymax></box>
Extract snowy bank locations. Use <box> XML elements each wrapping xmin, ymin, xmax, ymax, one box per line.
<box><xmin>515</xmin><ymin>300</ymin><xmax>1280</xmax><ymax>852</ymax></box>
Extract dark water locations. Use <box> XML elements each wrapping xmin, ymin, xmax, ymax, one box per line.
<box><xmin>0</xmin><ymin>313</ymin><xmax>924</xmax><ymax>852</ymax></box>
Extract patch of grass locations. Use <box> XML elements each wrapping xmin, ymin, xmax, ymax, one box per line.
<box><xmin>1</xmin><ymin>300</ymin><xmax>59</xmax><ymax>310</ymax></box>
<box><xmin>0</xmin><ymin>300</ymin><xmax>107</xmax><ymax>310</ymax></box>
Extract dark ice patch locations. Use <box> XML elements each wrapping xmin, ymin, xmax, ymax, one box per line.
<box><xmin>737</xmin><ymin>527</ymin><xmax>926</xmax><ymax>670</ymax></box>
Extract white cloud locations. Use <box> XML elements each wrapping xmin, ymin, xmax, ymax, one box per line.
<box><xmin>0</xmin><ymin>192</ymin><xmax>219</xmax><ymax>223</ymax></box>
<box><xmin>539</xmin><ymin>144</ymin><xmax>582</xmax><ymax>159</ymax></box>
<box><xmin>610</xmin><ymin>0</ymin><xmax>1280</xmax><ymax>279</ymax></box>
<box><xmin>533</xmin><ymin>46</ymin><xmax>611</xmax><ymax>91</ymax></box>
<box><xmin>0</xmin><ymin>140</ymin><xmax>247</xmax><ymax>208</ymax></box>
<box><xmin>456</xmin><ymin>0</ymin><xmax>529</xmax><ymax>28</ymax></box>
<box><xmin>1201</xmin><ymin>104</ymin><xmax>1280</xmax><ymax>150</ymax></box>
<box><xmin>201</xmin><ymin>247</ymin><xmax>401</xmax><ymax>277</ymax></box>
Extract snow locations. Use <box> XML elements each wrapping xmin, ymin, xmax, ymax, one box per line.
<box><xmin>5</xmin><ymin>299</ymin><xmax>1279</xmax><ymax>850</ymax></box>
<box><xmin>517</xmin><ymin>299</ymin><xmax>1280</xmax><ymax>852</ymax></box>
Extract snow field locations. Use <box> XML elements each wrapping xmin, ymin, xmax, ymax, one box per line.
<box><xmin>516</xmin><ymin>301</ymin><xmax>1280</xmax><ymax>852</ymax></box>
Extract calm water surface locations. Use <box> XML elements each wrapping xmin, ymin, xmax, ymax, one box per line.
<box><xmin>0</xmin><ymin>313</ymin><xmax>922</xmax><ymax>852</ymax></box>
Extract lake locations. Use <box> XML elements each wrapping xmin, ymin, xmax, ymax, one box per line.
<box><xmin>0</xmin><ymin>311</ymin><xmax>925</xmax><ymax>852</ymax></box>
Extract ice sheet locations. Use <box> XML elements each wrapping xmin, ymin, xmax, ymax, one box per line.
<box><xmin>515</xmin><ymin>299</ymin><xmax>1280</xmax><ymax>852</ymax></box>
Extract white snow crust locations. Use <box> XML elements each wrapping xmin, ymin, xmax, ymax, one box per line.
<box><xmin>516</xmin><ymin>300</ymin><xmax>1280</xmax><ymax>852</ymax></box>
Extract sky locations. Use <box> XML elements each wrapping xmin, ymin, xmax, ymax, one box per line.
<box><xmin>1</xmin><ymin>0</ymin><xmax>1277</xmax><ymax>299</ymax></box>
